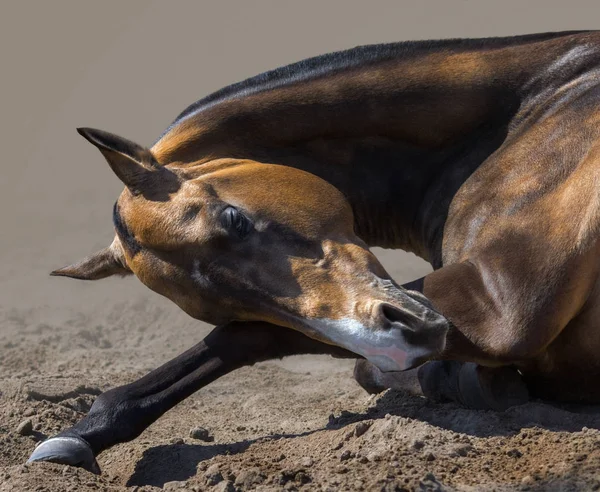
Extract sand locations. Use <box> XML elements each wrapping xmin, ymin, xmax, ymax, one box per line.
<box><xmin>2</xmin><ymin>246</ymin><xmax>600</xmax><ymax>491</ymax></box>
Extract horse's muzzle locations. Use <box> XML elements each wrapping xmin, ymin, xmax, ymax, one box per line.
<box><xmin>302</xmin><ymin>308</ymin><xmax>448</xmax><ymax>372</ymax></box>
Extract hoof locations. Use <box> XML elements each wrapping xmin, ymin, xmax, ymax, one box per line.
<box><xmin>354</xmin><ymin>359</ymin><xmax>423</xmax><ymax>395</ymax></box>
<box><xmin>458</xmin><ymin>363</ymin><xmax>529</xmax><ymax>411</ymax></box>
<box><xmin>418</xmin><ymin>361</ymin><xmax>529</xmax><ymax>411</ymax></box>
<box><xmin>417</xmin><ymin>360</ymin><xmax>462</xmax><ymax>403</ymax></box>
<box><xmin>354</xmin><ymin>359</ymin><xmax>389</xmax><ymax>394</ymax></box>
<box><xmin>27</xmin><ymin>436</ymin><xmax>100</xmax><ymax>474</ymax></box>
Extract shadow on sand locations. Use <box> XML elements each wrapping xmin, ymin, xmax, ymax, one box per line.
<box><xmin>127</xmin><ymin>389</ymin><xmax>600</xmax><ymax>487</ymax></box>
<box><xmin>126</xmin><ymin>430</ymin><xmax>319</xmax><ymax>487</ymax></box>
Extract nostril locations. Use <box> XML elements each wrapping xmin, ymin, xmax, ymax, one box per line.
<box><xmin>379</xmin><ymin>303</ymin><xmax>419</xmax><ymax>329</ymax></box>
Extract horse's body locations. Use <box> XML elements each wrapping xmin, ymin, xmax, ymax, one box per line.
<box><xmin>29</xmin><ymin>31</ymin><xmax>600</xmax><ymax>472</ymax></box>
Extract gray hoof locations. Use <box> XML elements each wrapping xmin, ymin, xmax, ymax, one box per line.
<box><xmin>417</xmin><ymin>360</ymin><xmax>462</xmax><ymax>403</ymax></box>
<box><xmin>458</xmin><ymin>363</ymin><xmax>529</xmax><ymax>411</ymax></box>
<box><xmin>418</xmin><ymin>361</ymin><xmax>529</xmax><ymax>411</ymax></box>
<box><xmin>354</xmin><ymin>359</ymin><xmax>389</xmax><ymax>394</ymax></box>
<box><xmin>354</xmin><ymin>359</ymin><xmax>424</xmax><ymax>395</ymax></box>
<box><xmin>27</xmin><ymin>436</ymin><xmax>100</xmax><ymax>474</ymax></box>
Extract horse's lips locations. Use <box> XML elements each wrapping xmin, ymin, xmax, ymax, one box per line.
<box><xmin>353</xmin><ymin>343</ymin><xmax>410</xmax><ymax>372</ymax></box>
<box><xmin>302</xmin><ymin>317</ymin><xmax>413</xmax><ymax>372</ymax></box>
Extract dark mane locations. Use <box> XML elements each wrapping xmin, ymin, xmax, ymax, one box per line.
<box><xmin>157</xmin><ymin>30</ymin><xmax>591</xmax><ymax>142</ymax></box>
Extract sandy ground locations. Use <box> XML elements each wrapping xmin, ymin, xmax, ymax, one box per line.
<box><xmin>3</xmin><ymin>2</ymin><xmax>600</xmax><ymax>491</ymax></box>
<box><xmin>2</xmin><ymin>248</ymin><xmax>600</xmax><ymax>492</ymax></box>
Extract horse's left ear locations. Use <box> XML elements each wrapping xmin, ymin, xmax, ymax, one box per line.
<box><xmin>77</xmin><ymin>127</ymin><xmax>179</xmax><ymax>197</ymax></box>
<box><xmin>51</xmin><ymin>240</ymin><xmax>131</xmax><ymax>280</ymax></box>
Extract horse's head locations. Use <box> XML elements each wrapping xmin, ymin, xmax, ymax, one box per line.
<box><xmin>55</xmin><ymin>128</ymin><xmax>448</xmax><ymax>371</ymax></box>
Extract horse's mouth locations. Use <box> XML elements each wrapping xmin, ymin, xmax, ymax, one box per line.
<box><xmin>301</xmin><ymin>315</ymin><xmax>448</xmax><ymax>372</ymax></box>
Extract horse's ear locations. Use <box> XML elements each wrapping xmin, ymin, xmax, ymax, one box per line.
<box><xmin>77</xmin><ymin>127</ymin><xmax>179</xmax><ymax>197</ymax></box>
<box><xmin>51</xmin><ymin>243</ymin><xmax>131</xmax><ymax>280</ymax></box>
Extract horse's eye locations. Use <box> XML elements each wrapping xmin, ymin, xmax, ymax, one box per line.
<box><xmin>220</xmin><ymin>206</ymin><xmax>252</xmax><ymax>238</ymax></box>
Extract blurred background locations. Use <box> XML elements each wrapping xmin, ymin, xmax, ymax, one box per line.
<box><xmin>0</xmin><ymin>0</ymin><xmax>597</xmax><ymax>367</ymax></box>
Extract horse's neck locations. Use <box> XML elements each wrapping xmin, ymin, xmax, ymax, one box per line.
<box><xmin>154</xmin><ymin>50</ymin><xmax>513</xmax><ymax>160</ymax></box>
<box><xmin>154</xmin><ymin>32</ymin><xmax>600</xmax><ymax>261</ymax></box>
<box><xmin>266</xmin><ymin>124</ymin><xmax>510</xmax><ymax>261</ymax></box>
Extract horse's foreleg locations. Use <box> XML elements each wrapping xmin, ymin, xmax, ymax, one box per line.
<box><xmin>27</xmin><ymin>321</ymin><xmax>353</xmax><ymax>473</ymax></box>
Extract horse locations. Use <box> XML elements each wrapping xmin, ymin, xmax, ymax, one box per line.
<box><xmin>28</xmin><ymin>30</ymin><xmax>600</xmax><ymax>473</ymax></box>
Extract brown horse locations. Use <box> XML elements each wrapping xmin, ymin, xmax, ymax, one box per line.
<box><xmin>29</xmin><ymin>31</ymin><xmax>600</xmax><ymax>473</ymax></box>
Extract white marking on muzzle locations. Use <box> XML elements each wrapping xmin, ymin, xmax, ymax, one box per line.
<box><xmin>303</xmin><ymin>317</ymin><xmax>412</xmax><ymax>372</ymax></box>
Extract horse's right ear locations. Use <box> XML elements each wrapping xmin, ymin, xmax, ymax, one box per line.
<box><xmin>51</xmin><ymin>243</ymin><xmax>131</xmax><ymax>280</ymax></box>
